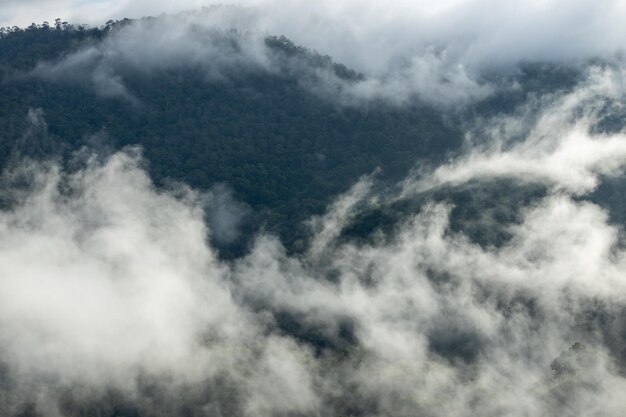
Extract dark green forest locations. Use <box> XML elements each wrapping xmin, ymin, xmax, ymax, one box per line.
<box><xmin>0</xmin><ymin>21</ymin><xmax>465</xmax><ymax>253</ymax></box>
<box><xmin>0</xmin><ymin>20</ymin><xmax>623</xmax><ymax>255</ymax></box>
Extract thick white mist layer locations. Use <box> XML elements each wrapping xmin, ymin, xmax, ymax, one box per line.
<box><xmin>1</xmin><ymin>64</ymin><xmax>626</xmax><ymax>415</ymax></box>
<box><xmin>0</xmin><ymin>151</ymin><xmax>319</xmax><ymax>416</ymax></box>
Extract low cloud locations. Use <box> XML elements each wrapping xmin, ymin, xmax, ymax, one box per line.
<box><xmin>24</xmin><ymin>8</ymin><xmax>496</xmax><ymax>106</ymax></box>
<box><xmin>0</xmin><ymin>91</ymin><xmax>625</xmax><ymax>415</ymax></box>
<box><xmin>204</xmin><ymin>183</ymin><xmax>250</xmax><ymax>246</ymax></box>
<box><xmin>406</xmin><ymin>65</ymin><xmax>626</xmax><ymax>194</ymax></box>
<box><xmin>29</xmin><ymin>14</ymin><xmax>272</xmax><ymax>104</ymax></box>
<box><xmin>7</xmin><ymin>1</ymin><xmax>626</xmax><ymax>105</ymax></box>
<box><xmin>0</xmin><ymin>148</ymin><xmax>319</xmax><ymax>417</ymax></box>
<box><xmin>3</xmin><ymin>3</ymin><xmax>626</xmax><ymax>414</ymax></box>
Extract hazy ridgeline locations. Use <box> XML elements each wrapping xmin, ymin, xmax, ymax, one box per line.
<box><xmin>0</xmin><ymin>6</ymin><xmax>626</xmax><ymax>417</ymax></box>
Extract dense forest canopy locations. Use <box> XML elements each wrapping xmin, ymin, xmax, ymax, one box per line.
<box><xmin>3</xmin><ymin>17</ymin><xmax>621</xmax><ymax>254</ymax></box>
<box><xmin>0</xmin><ymin>19</ymin><xmax>467</xmax><ymax>254</ymax></box>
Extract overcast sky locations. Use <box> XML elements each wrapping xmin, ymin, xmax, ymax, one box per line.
<box><xmin>0</xmin><ymin>0</ymin><xmax>200</xmax><ymax>27</ymax></box>
<box><xmin>0</xmin><ymin>0</ymin><xmax>489</xmax><ymax>27</ymax></box>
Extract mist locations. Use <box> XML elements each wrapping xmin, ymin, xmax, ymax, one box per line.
<box><xmin>407</xmin><ymin>65</ymin><xmax>626</xmax><ymax>194</ymax></box>
<box><xmin>8</xmin><ymin>0</ymin><xmax>626</xmax><ymax>105</ymax></box>
<box><xmin>1</xmin><ymin>67</ymin><xmax>626</xmax><ymax>414</ymax></box>
<box><xmin>1</xmin><ymin>2</ymin><xmax>626</xmax><ymax>416</ymax></box>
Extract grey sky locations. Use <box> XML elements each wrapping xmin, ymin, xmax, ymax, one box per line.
<box><xmin>0</xmin><ymin>0</ymin><xmax>207</xmax><ymax>27</ymax></box>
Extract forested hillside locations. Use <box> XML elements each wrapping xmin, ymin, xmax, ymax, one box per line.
<box><xmin>3</xmin><ymin>19</ymin><xmax>617</xmax><ymax>255</ymax></box>
<box><xmin>2</xmin><ymin>8</ymin><xmax>626</xmax><ymax>417</ymax></box>
<box><xmin>0</xmin><ymin>21</ymin><xmax>467</xmax><ymax>253</ymax></box>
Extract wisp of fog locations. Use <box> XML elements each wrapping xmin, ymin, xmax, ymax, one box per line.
<box><xmin>9</xmin><ymin>1</ymin><xmax>626</xmax><ymax>105</ymax></box>
<box><xmin>1</xmin><ymin>62</ymin><xmax>626</xmax><ymax>416</ymax></box>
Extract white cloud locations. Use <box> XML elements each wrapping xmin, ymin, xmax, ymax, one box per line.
<box><xmin>0</xmin><ymin>148</ymin><xmax>319</xmax><ymax>416</ymax></box>
<box><xmin>10</xmin><ymin>0</ymin><xmax>626</xmax><ymax>106</ymax></box>
<box><xmin>1</xmin><ymin>122</ymin><xmax>626</xmax><ymax>415</ymax></box>
<box><xmin>406</xmin><ymin>65</ymin><xmax>626</xmax><ymax>194</ymax></box>
<box><xmin>2</xmin><ymin>2</ymin><xmax>626</xmax><ymax>414</ymax></box>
